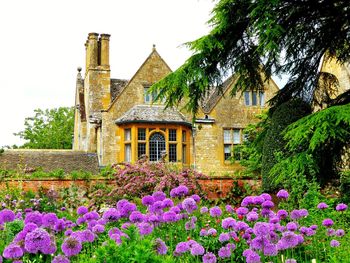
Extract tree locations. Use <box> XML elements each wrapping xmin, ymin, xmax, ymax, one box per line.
<box><xmin>152</xmin><ymin>0</ymin><xmax>350</xmax><ymax>115</ymax></box>
<box><xmin>15</xmin><ymin>107</ymin><xmax>74</xmax><ymax>149</ymax></box>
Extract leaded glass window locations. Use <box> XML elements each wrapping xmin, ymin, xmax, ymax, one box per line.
<box><xmin>169</xmin><ymin>129</ymin><xmax>177</xmax><ymax>141</ymax></box>
<box><xmin>169</xmin><ymin>144</ymin><xmax>177</xmax><ymax>162</ymax></box>
<box><xmin>149</xmin><ymin>132</ymin><xmax>166</xmax><ymax>161</ymax></box>
<box><xmin>138</xmin><ymin>128</ymin><xmax>146</xmax><ymax>141</ymax></box>
<box><xmin>138</xmin><ymin>143</ymin><xmax>146</xmax><ymax>159</ymax></box>
<box><xmin>125</xmin><ymin>144</ymin><xmax>131</xmax><ymax>162</ymax></box>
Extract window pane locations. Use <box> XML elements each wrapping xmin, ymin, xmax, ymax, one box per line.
<box><xmin>259</xmin><ymin>91</ymin><xmax>265</xmax><ymax>106</ymax></box>
<box><xmin>182</xmin><ymin>144</ymin><xmax>186</xmax><ymax>163</ymax></box>
<box><xmin>149</xmin><ymin>132</ymin><xmax>166</xmax><ymax>161</ymax></box>
<box><xmin>125</xmin><ymin>144</ymin><xmax>131</xmax><ymax>162</ymax></box>
<box><xmin>223</xmin><ymin>130</ymin><xmax>231</xmax><ymax>143</ymax></box>
<box><xmin>252</xmin><ymin>91</ymin><xmax>257</xmax><ymax>105</ymax></box>
<box><xmin>138</xmin><ymin>128</ymin><xmax>146</xmax><ymax>141</ymax></box>
<box><xmin>169</xmin><ymin>144</ymin><xmax>177</xmax><ymax>162</ymax></box>
<box><xmin>233</xmin><ymin>129</ymin><xmax>241</xmax><ymax>144</ymax></box>
<box><xmin>152</xmin><ymin>90</ymin><xmax>158</xmax><ymax>102</ymax></box>
<box><xmin>137</xmin><ymin>143</ymin><xmax>146</xmax><ymax>159</ymax></box>
<box><xmin>144</xmin><ymin>87</ymin><xmax>150</xmax><ymax>103</ymax></box>
<box><xmin>224</xmin><ymin>145</ymin><xmax>231</xmax><ymax>160</ymax></box>
<box><xmin>244</xmin><ymin>91</ymin><xmax>250</xmax><ymax>105</ymax></box>
<box><xmin>233</xmin><ymin>146</ymin><xmax>242</xmax><ymax>161</ymax></box>
<box><xmin>169</xmin><ymin>129</ymin><xmax>177</xmax><ymax>141</ymax></box>
<box><xmin>182</xmin><ymin>131</ymin><xmax>186</xmax><ymax>142</ymax></box>
<box><xmin>124</xmin><ymin>129</ymin><xmax>131</xmax><ymax>141</ymax></box>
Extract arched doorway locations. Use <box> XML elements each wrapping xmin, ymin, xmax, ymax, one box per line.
<box><xmin>149</xmin><ymin>132</ymin><xmax>166</xmax><ymax>161</ymax></box>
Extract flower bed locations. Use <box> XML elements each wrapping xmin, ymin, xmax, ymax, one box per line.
<box><xmin>0</xmin><ymin>186</ymin><xmax>349</xmax><ymax>262</ymax></box>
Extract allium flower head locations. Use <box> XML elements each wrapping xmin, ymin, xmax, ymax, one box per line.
<box><xmin>277</xmin><ymin>209</ymin><xmax>288</xmax><ymax>219</ymax></box>
<box><xmin>253</xmin><ymin>222</ymin><xmax>270</xmax><ymax>236</ymax></box>
<box><xmin>236</xmin><ymin>207</ymin><xmax>249</xmax><ymax>216</ymax></box>
<box><xmin>137</xmin><ymin>222</ymin><xmax>153</xmax><ymax>235</ymax></box>
<box><xmin>276</xmin><ymin>189</ymin><xmax>289</xmax><ymax>199</ymax></box>
<box><xmin>241</xmin><ymin>196</ymin><xmax>254</xmax><ymax>207</ymax></box>
<box><xmin>2</xmin><ymin>244</ymin><xmax>23</xmax><ymax>259</ymax></box>
<box><xmin>129</xmin><ymin>211</ymin><xmax>144</xmax><ymax>223</ymax></box>
<box><xmin>209</xmin><ymin>206</ymin><xmax>222</xmax><ymax>217</ymax></box>
<box><xmin>253</xmin><ymin>196</ymin><xmax>265</xmax><ymax>205</ymax></box>
<box><xmin>263</xmin><ymin>243</ymin><xmax>278</xmax><ymax>256</ymax></box>
<box><xmin>279</xmin><ymin>231</ymin><xmax>299</xmax><ymax>249</ymax></box>
<box><xmin>24</xmin><ymin>228</ymin><xmax>51</xmax><ymax>253</ymax></box>
<box><xmin>76</xmin><ymin>206</ymin><xmax>88</xmax><ymax>215</ymax></box>
<box><xmin>243</xmin><ymin>249</ymin><xmax>261</xmax><ymax>263</ymax></box>
<box><xmin>24</xmin><ymin>211</ymin><xmax>43</xmax><ymax>226</ymax></box>
<box><xmin>191</xmin><ymin>194</ymin><xmax>201</xmax><ymax>203</ymax></box>
<box><xmin>141</xmin><ymin>195</ymin><xmax>155</xmax><ymax>206</ymax></box>
<box><xmin>176</xmin><ymin>185</ymin><xmax>189</xmax><ymax>197</ymax></box>
<box><xmin>0</xmin><ymin>209</ymin><xmax>15</xmax><ymax>223</ymax></box>
<box><xmin>317</xmin><ymin>202</ymin><xmax>328</xmax><ymax>209</ymax></box>
<box><xmin>222</xmin><ymin>217</ymin><xmax>236</xmax><ymax>229</ymax></box>
<box><xmin>61</xmin><ymin>236</ymin><xmax>82</xmax><ymax>257</ymax></box>
<box><xmin>52</xmin><ymin>254</ymin><xmax>70</xmax><ymax>263</ymax></box>
<box><xmin>262</xmin><ymin>200</ymin><xmax>274</xmax><ymax>209</ymax></box>
<box><xmin>42</xmin><ymin>213</ymin><xmax>58</xmax><ymax>228</ymax></box>
<box><xmin>286</xmin><ymin>222</ymin><xmax>298</xmax><ymax>231</ymax></box>
<box><xmin>202</xmin><ymin>252</ymin><xmax>217</xmax><ymax>263</ymax></box>
<box><xmin>152</xmin><ymin>191</ymin><xmax>166</xmax><ymax>201</ymax></box>
<box><xmin>200</xmin><ymin>207</ymin><xmax>209</xmax><ymax>214</ymax></box>
<box><xmin>154</xmin><ymin>238</ymin><xmax>167</xmax><ymax>255</ymax></box>
<box><xmin>163</xmin><ymin>211</ymin><xmax>177</xmax><ymax>222</ymax></box>
<box><xmin>79</xmin><ymin>229</ymin><xmax>95</xmax><ymax>243</ymax></box>
<box><xmin>336</xmin><ymin>229</ymin><xmax>345</xmax><ymax>237</ymax></box>
<box><xmin>322</xmin><ymin>218</ymin><xmax>334</xmax><ymax>227</ymax></box>
<box><xmin>260</xmin><ymin>193</ymin><xmax>272</xmax><ymax>201</ymax></box>
<box><xmin>92</xmin><ymin>224</ymin><xmax>105</xmax><ymax>234</ymax></box>
<box><xmin>219</xmin><ymin>232</ymin><xmax>230</xmax><ymax>243</ymax></box>
<box><xmin>330</xmin><ymin>239</ymin><xmax>340</xmax><ymax>247</ymax></box>
<box><xmin>175</xmin><ymin>241</ymin><xmax>190</xmax><ymax>254</ymax></box>
<box><xmin>218</xmin><ymin>246</ymin><xmax>231</xmax><ymax>258</ymax></box>
<box><xmin>102</xmin><ymin>208</ymin><xmax>120</xmax><ymax>222</ymax></box>
<box><xmin>208</xmin><ymin>228</ymin><xmax>217</xmax><ymax>236</ymax></box>
<box><xmin>162</xmin><ymin>198</ymin><xmax>174</xmax><ymax>208</ymax></box>
<box><xmin>182</xmin><ymin>198</ymin><xmax>197</xmax><ymax>213</ymax></box>
<box><xmin>185</xmin><ymin>221</ymin><xmax>195</xmax><ymax>230</ymax></box>
<box><xmin>190</xmin><ymin>243</ymin><xmax>205</xmax><ymax>256</ymax></box>
<box><xmin>83</xmin><ymin>211</ymin><xmax>99</xmax><ymax>221</ymax></box>
<box><xmin>336</xmin><ymin>203</ymin><xmax>348</xmax><ymax>211</ymax></box>
<box><xmin>247</xmin><ymin>212</ymin><xmax>259</xmax><ymax>222</ymax></box>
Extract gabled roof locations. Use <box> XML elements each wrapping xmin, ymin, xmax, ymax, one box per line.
<box><xmin>110</xmin><ymin>78</ymin><xmax>129</xmax><ymax>101</ymax></box>
<box><xmin>115</xmin><ymin>105</ymin><xmax>192</xmax><ymax>127</ymax></box>
<box><xmin>200</xmin><ymin>76</ymin><xmax>235</xmax><ymax>114</ymax></box>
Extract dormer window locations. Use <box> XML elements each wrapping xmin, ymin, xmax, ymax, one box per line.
<box><xmin>244</xmin><ymin>90</ymin><xmax>265</xmax><ymax>106</ymax></box>
<box><xmin>144</xmin><ymin>86</ymin><xmax>159</xmax><ymax>104</ymax></box>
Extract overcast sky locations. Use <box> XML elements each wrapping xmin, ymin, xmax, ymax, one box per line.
<box><xmin>0</xmin><ymin>0</ymin><xmax>284</xmax><ymax>148</ymax></box>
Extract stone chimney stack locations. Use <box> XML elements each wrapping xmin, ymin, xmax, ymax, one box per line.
<box><xmin>99</xmin><ymin>34</ymin><xmax>110</xmax><ymax>69</ymax></box>
<box><xmin>86</xmin><ymin>32</ymin><xmax>99</xmax><ymax>69</ymax></box>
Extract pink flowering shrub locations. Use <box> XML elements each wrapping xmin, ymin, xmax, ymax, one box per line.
<box><xmin>109</xmin><ymin>161</ymin><xmax>207</xmax><ymax>199</ymax></box>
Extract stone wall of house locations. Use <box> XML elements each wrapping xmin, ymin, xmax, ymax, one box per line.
<box><xmin>0</xmin><ymin>150</ymin><xmax>99</xmax><ymax>174</ymax></box>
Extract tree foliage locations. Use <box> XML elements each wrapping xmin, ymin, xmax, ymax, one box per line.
<box><xmin>261</xmin><ymin>99</ymin><xmax>311</xmax><ymax>191</ymax></box>
<box><xmin>151</xmin><ymin>0</ymin><xmax>350</xmax><ymax>115</ymax></box>
<box><xmin>15</xmin><ymin>107</ymin><xmax>74</xmax><ymax>149</ymax></box>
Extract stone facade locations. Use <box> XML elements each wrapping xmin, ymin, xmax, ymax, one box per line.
<box><xmin>73</xmin><ymin>33</ymin><xmax>279</xmax><ymax>175</ymax></box>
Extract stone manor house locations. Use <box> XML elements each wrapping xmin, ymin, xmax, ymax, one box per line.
<box><xmin>72</xmin><ymin>32</ymin><xmax>279</xmax><ymax>175</ymax></box>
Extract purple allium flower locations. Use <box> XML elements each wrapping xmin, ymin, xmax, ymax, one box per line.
<box><xmin>163</xmin><ymin>211</ymin><xmax>177</xmax><ymax>222</ymax></box>
<box><xmin>260</xmin><ymin>193</ymin><xmax>272</xmax><ymax>201</ymax></box>
<box><xmin>276</xmin><ymin>189</ymin><xmax>289</xmax><ymax>199</ymax></box>
<box><xmin>42</xmin><ymin>213</ymin><xmax>58</xmax><ymax>228</ymax></box>
<box><xmin>0</xmin><ymin>209</ymin><xmax>15</xmax><ymax>223</ymax></box>
<box><xmin>24</xmin><ymin>211</ymin><xmax>42</xmax><ymax>226</ymax></box>
<box><xmin>80</xmin><ymin>229</ymin><xmax>95</xmax><ymax>242</ymax></box>
<box><xmin>253</xmin><ymin>196</ymin><xmax>265</xmax><ymax>205</ymax></box>
<box><xmin>202</xmin><ymin>252</ymin><xmax>217</xmax><ymax>263</ymax></box>
<box><xmin>102</xmin><ymin>208</ymin><xmax>120</xmax><ymax>222</ymax></box>
<box><xmin>61</xmin><ymin>207</ymin><xmax>66</xmax><ymax>211</ymax></box>
<box><xmin>119</xmin><ymin>202</ymin><xmax>137</xmax><ymax>217</ymax></box>
<box><xmin>162</xmin><ymin>198</ymin><xmax>174</xmax><ymax>208</ymax></box>
<box><xmin>142</xmin><ymin>195</ymin><xmax>155</xmax><ymax>206</ymax></box>
<box><xmin>76</xmin><ymin>206</ymin><xmax>88</xmax><ymax>215</ymax></box>
<box><xmin>24</xmin><ymin>228</ymin><xmax>51</xmax><ymax>253</ymax></box>
<box><xmin>253</xmin><ymin>222</ymin><xmax>270</xmax><ymax>236</ymax></box>
<box><xmin>310</xmin><ymin>225</ymin><xmax>318</xmax><ymax>230</ymax></box>
<box><xmin>262</xmin><ymin>200</ymin><xmax>274</xmax><ymax>209</ymax></box>
<box><xmin>200</xmin><ymin>229</ymin><xmax>208</xmax><ymax>236</ymax></box>
<box><xmin>154</xmin><ymin>238</ymin><xmax>167</xmax><ymax>255</ymax></box>
<box><xmin>290</xmin><ymin>210</ymin><xmax>302</xmax><ymax>220</ymax></box>
<box><xmin>247</xmin><ymin>212</ymin><xmax>259</xmax><ymax>222</ymax></box>
<box><xmin>277</xmin><ymin>209</ymin><xmax>288</xmax><ymax>219</ymax></box>
<box><xmin>150</xmin><ymin>201</ymin><xmax>164</xmax><ymax>214</ymax></box>
<box><xmin>299</xmin><ymin>209</ymin><xmax>308</xmax><ymax>217</ymax></box>
<box><xmin>175</xmin><ymin>241</ymin><xmax>190</xmax><ymax>254</ymax></box>
<box><xmin>116</xmin><ymin>199</ymin><xmax>129</xmax><ymax>210</ymax></box>
<box><xmin>336</xmin><ymin>203</ymin><xmax>348</xmax><ymax>211</ymax></box>
<box><xmin>285</xmin><ymin>259</ymin><xmax>297</xmax><ymax>263</ymax></box>
<box><xmin>92</xmin><ymin>224</ymin><xmax>105</xmax><ymax>234</ymax></box>
<box><xmin>235</xmin><ymin>221</ymin><xmax>249</xmax><ymax>232</ymax></box>
<box><xmin>218</xmin><ymin>246</ymin><xmax>231</xmax><ymax>258</ymax></box>
<box><xmin>317</xmin><ymin>202</ymin><xmax>328</xmax><ymax>209</ymax></box>
<box><xmin>322</xmin><ymin>219</ymin><xmax>334</xmax><ymax>227</ymax></box>
<box><xmin>182</xmin><ymin>198</ymin><xmax>197</xmax><ymax>213</ymax></box>
<box><xmin>61</xmin><ymin>236</ymin><xmax>82</xmax><ymax>257</ymax></box>
<box><xmin>236</xmin><ymin>207</ymin><xmax>249</xmax><ymax>216</ymax></box>
<box><xmin>41</xmin><ymin>239</ymin><xmax>57</xmax><ymax>255</ymax></box>
<box><xmin>222</xmin><ymin>217</ymin><xmax>236</xmax><ymax>229</ymax></box>
<box><xmin>330</xmin><ymin>239</ymin><xmax>340</xmax><ymax>247</ymax></box>
<box><xmin>137</xmin><ymin>222</ymin><xmax>153</xmax><ymax>235</ymax></box>
<box><xmin>65</xmin><ymin>229</ymin><xmax>73</xmax><ymax>236</ymax></box>
<box><xmin>191</xmin><ymin>194</ymin><xmax>201</xmax><ymax>203</ymax></box>
<box><xmin>177</xmin><ymin>185</ymin><xmax>189</xmax><ymax>197</ymax></box>
<box><xmin>263</xmin><ymin>243</ymin><xmax>278</xmax><ymax>256</ymax></box>
<box><xmin>208</xmin><ymin>228</ymin><xmax>217</xmax><ymax>236</ymax></box>
<box><xmin>269</xmin><ymin>216</ymin><xmax>280</xmax><ymax>224</ymax></box>
<box><xmin>286</xmin><ymin>222</ymin><xmax>298</xmax><ymax>231</ymax></box>
<box><xmin>243</xmin><ymin>249</ymin><xmax>261</xmax><ymax>263</ymax></box>
<box><xmin>2</xmin><ymin>244</ymin><xmax>23</xmax><ymax>259</ymax></box>
<box><xmin>190</xmin><ymin>243</ymin><xmax>205</xmax><ymax>256</ymax></box>
<box><xmin>52</xmin><ymin>254</ymin><xmax>70</xmax><ymax>263</ymax></box>
<box><xmin>209</xmin><ymin>206</ymin><xmax>222</xmax><ymax>217</ymax></box>
<box><xmin>23</xmin><ymin>222</ymin><xmax>37</xmax><ymax>233</ymax></box>
<box><xmin>152</xmin><ymin>191</ymin><xmax>167</xmax><ymax>201</ymax></box>
<box><xmin>279</xmin><ymin>231</ymin><xmax>299</xmax><ymax>249</ymax></box>
<box><xmin>185</xmin><ymin>221</ymin><xmax>195</xmax><ymax>230</ymax></box>
<box><xmin>327</xmin><ymin>228</ymin><xmax>336</xmax><ymax>236</ymax></box>
<box><xmin>200</xmin><ymin>207</ymin><xmax>209</xmax><ymax>214</ymax></box>
<box><xmin>219</xmin><ymin>233</ymin><xmax>230</xmax><ymax>243</ymax></box>
<box><xmin>336</xmin><ymin>229</ymin><xmax>345</xmax><ymax>237</ymax></box>
<box><xmin>76</xmin><ymin>217</ymin><xmax>86</xmax><ymax>225</ymax></box>
<box><xmin>129</xmin><ymin>211</ymin><xmax>144</xmax><ymax>223</ymax></box>
<box><xmin>83</xmin><ymin>211</ymin><xmax>99</xmax><ymax>221</ymax></box>
<box><xmin>250</xmin><ymin>236</ymin><xmax>270</xmax><ymax>250</ymax></box>
<box><xmin>299</xmin><ymin>226</ymin><xmax>308</xmax><ymax>235</ymax></box>
<box><xmin>241</xmin><ymin>196</ymin><xmax>254</xmax><ymax>207</ymax></box>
